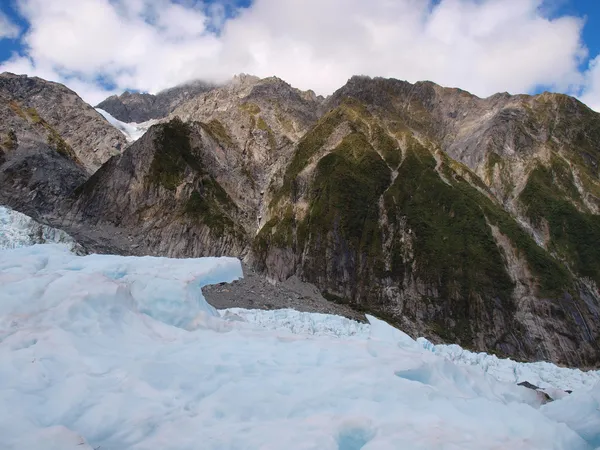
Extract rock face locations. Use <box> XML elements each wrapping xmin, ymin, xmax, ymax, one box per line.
<box><xmin>66</xmin><ymin>118</ymin><xmax>248</xmax><ymax>257</ymax></box>
<box><xmin>0</xmin><ymin>86</ymin><xmax>88</xmax><ymax>217</ymax></box>
<box><xmin>96</xmin><ymin>79</ymin><xmax>216</xmax><ymax>123</ymax></box>
<box><xmin>256</xmin><ymin>76</ymin><xmax>600</xmax><ymax>366</ymax></box>
<box><xmin>0</xmin><ymin>72</ymin><xmax>127</xmax><ymax>172</ymax></box>
<box><xmin>3</xmin><ymin>73</ymin><xmax>600</xmax><ymax>367</ymax></box>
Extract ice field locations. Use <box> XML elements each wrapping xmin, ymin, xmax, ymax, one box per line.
<box><xmin>0</xmin><ymin>206</ymin><xmax>76</xmax><ymax>250</ymax></box>
<box><xmin>0</xmin><ymin>243</ymin><xmax>598</xmax><ymax>449</ymax></box>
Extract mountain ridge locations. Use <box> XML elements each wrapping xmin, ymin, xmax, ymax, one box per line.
<box><xmin>1</xmin><ymin>72</ymin><xmax>600</xmax><ymax>367</ymax></box>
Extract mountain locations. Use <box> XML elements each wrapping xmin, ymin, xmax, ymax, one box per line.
<box><xmin>0</xmin><ymin>72</ymin><xmax>130</xmax><ymax>221</ymax></box>
<box><xmin>62</xmin><ymin>75</ymin><xmax>323</xmax><ymax>254</ymax></box>
<box><xmin>254</xmin><ymin>77</ymin><xmax>600</xmax><ymax>366</ymax></box>
<box><xmin>0</xmin><ymin>73</ymin><xmax>127</xmax><ymax>172</ymax></box>
<box><xmin>2</xmin><ymin>73</ymin><xmax>600</xmax><ymax>367</ymax></box>
<box><xmin>96</xmin><ymin>79</ymin><xmax>217</xmax><ymax>123</ymax></box>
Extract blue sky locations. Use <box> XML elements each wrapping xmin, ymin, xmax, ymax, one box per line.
<box><xmin>554</xmin><ymin>0</ymin><xmax>600</xmax><ymax>70</ymax></box>
<box><xmin>1</xmin><ymin>0</ymin><xmax>600</xmax><ymax>110</ymax></box>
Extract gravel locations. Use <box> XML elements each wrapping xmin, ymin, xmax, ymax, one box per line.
<box><xmin>203</xmin><ymin>264</ymin><xmax>366</xmax><ymax>322</ymax></box>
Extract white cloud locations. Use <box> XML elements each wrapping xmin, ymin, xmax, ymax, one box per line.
<box><xmin>580</xmin><ymin>56</ymin><xmax>600</xmax><ymax>112</ymax></box>
<box><xmin>0</xmin><ymin>0</ymin><xmax>595</xmax><ymax>108</ymax></box>
<box><xmin>0</xmin><ymin>10</ymin><xmax>20</xmax><ymax>39</ymax></box>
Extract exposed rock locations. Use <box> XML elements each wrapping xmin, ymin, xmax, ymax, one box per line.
<box><xmin>64</xmin><ymin>118</ymin><xmax>248</xmax><ymax>258</ymax></box>
<box><xmin>203</xmin><ymin>263</ymin><xmax>365</xmax><ymax>322</ymax></box>
<box><xmin>255</xmin><ymin>76</ymin><xmax>600</xmax><ymax>367</ymax></box>
<box><xmin>0</xmin><ymin>72</ymin><xmax>127</xmax><ymax>172</ymax></box>
<box><xmin>0</xmin><ymin>88</ymin><xmax>89</xmax><ymax>216</ymax></box>
<box><xmin>518</xmin><ymin>381</ymin><xmax>541</xmax><ymax>390</ymax></box>
<box><xmin>96</xmin><ymin>79</ymin><xmax>217</xmax><ymax>123</ymax></box>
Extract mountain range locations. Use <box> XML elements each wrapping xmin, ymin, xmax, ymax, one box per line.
<box><xmin>1</xmin><ymin>71</ymin><xmax>599</xmax><ymax>367</ymax></box>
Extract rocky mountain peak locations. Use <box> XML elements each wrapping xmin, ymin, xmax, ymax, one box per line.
<box><xmin>96</xmin><ymin>79</ymin><xmax>217</xmax><ymax>123</ymax></box>
<box><xmin>0</xmin><ymin>72</ymin><xmax>126</xmax><ymax>173</ymax></box>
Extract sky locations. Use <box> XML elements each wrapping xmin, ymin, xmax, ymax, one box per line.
<box><xmin>0</xmin><ymin>0</ymin><xmax>600</xmax><ymax>111</ymax></box>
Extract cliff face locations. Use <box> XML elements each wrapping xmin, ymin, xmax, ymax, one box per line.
<box><xmin>252</xmin><ymin>76</ymin><xmax>600</xmax><ymax>366</ymax></box>
<box><xmin>96</xmin><ymin>79</ymin><xmax>217</xmax><ymax>123</ymax></box>
<box><xmin>2</xmin><ymin>73</ymin><xmax>600</xmax><ymax>366</ymax></box>
<box><xmin>66</xmin><ymin>118</ymin><xmax>248</xmax><ymax>257</ymax></box>
<box><xmin>0</xmin><ymin>72</ymin><xmax>127</xmax><ymax>172</ymax></box>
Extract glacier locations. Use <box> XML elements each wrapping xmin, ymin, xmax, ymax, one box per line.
<box><xmin>96</xmin><ymin>108</ymin><xmax>156</xmax><ymax>142</ymax></box>
<box><xmin>0</xmin><ymin>243</ymin><xmax>599</xmax><ymax>450</ymax></box>
<box><xmin>0</xmin><ymin>206</ymin><xmax>77</xmax><ymax>250</ymax></box>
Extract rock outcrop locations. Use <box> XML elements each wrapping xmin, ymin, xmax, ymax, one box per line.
<box><xmin>96</xmin><ymin>79</ymin><xmax>216</xmax><ymax>123</ymax></box>
<box><xmin>0</xmin><ymin>72</ymin><xmax>127</xmax><ymax>172</ymax></box>
<box><xmin>66</xmin><ymin>118</ymin><xmax>248</xmax><ymax>257</ymax></box>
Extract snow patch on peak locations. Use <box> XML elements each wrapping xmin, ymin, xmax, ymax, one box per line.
<box><xmin>96</xmin><ymin>108</ymin><xmax>156</xmax><ymax>142</ymax></box>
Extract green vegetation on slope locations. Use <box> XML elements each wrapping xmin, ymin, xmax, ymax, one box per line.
<box><xmin>275</xmin><ymin>102</ymin><xmax>374</xmax><ymax>204</ymax></box>
<box><xmin>305</xmin><ymin>132</ymin><xmax>390</xmax><ymax>252</ymax></box>
<box><xmin>201</xmin><ymin>119</ymin><xmax>235</xmax><ymax>148</ymax></box>
<box><xmin>383</xmin><ymin>143</ymin><xmax>515</xmax><ymax>313</ymax></box>
<box><xmin>145</xmin><ymin>118</ymin><xmax>243</xmax><ymax>238</ymax></box>
<box><xmin>184</xmin><ymin>181</ymin><xmax>242</xmax><ymax>239</ymax></box>
<box><xmin>520</xmin><ymin>159</ymin><xmax>600</xmax><ymax>286</ymax></box>
<box><xmin>148</xmin><ymin>118</ymin><xmax>199</xmax><ymax>190</ymax></box>
<box><xmin>371</xmin><ymin>124</ymin><xmax>401</xmax><ymax>168</ymax></box>
<box><xmin>257</xmin><ymin>101</ymin><xmax>580</xmax><ymax>348</ymax></box>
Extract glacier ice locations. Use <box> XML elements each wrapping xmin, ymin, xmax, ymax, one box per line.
<box><xmin>0</xmin><ymin>206</ymin><xmax>77</xmax><ymax>250</ymax></box>
<box><xmin>417</xmin><ymin>338</ymin><xmax>600</xmax><ymax>391</ymax></box>
<box><xmin>0</xmin><ymin>243</ymin><xmax>599</xmax><ymax>450</ymax></box>
<box><xmin>96</xmin><ymin>108</ymin><xmax>156</xmax><ymax>142</ymax></box>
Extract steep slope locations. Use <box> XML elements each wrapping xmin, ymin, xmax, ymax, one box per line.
<box><xmin>0</xmin><ymin>88</ymin><xmax>88</xmax><ymax>216</ymax></box>
<box><xmin>169</xmin><ymin>74</ymin><xmax>323</xmax><ymax>229</ymax></box>
<box><xmin>0</xmin><ymin>72</ymin><xmax>127</xmax><ymax>172</ymax></box>
<box><xmin>66</xmin><ymin>118</ymin><xmax>248</xmax><ymax>257</ymax></box>
<box><xmin>255</xmin><ymin>96</ymin><xmax>600</xmax><ymax>366</ymax></box>
<box><xmin>96</xmin><ymin>79</ymin><xmax>216</xmax><ymax>123</ymax></box>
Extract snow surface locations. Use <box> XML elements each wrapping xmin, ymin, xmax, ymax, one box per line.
<box><xmin>0</xmin><ymin>206</ymin><xmax>76</xmax><ymax>250</ymax></box>
<box><xmin>1</xmin><ymin>244</ymin><xmax>600</xmax><ymax>449</ymax></box>
<box><xmin>221</xmin><ymin>308</ymin><xmax>600</xmax><ymax>392</ymax></box>
<box><xmin>96</xmin><ymin>108</ymin><xmax>156</xmax><ymax>142</ymax></box>
<box><xmin>417</xmin><ymin>339</ymin><xmax>600</xmax><ymax>392</ymax></box>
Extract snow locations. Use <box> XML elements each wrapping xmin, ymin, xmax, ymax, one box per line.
<box><xmin>417</xmin><ymin>339</ymin><xmax>600</xmax><ymax>392</ymax></box>
<box><xmin>0</xmin><ymin>205</ymin><xmax>77</xmax><ymax>250</ymax></box>
<box><xmin>221</xmin><ymin>307</ymin><xmax>370</xmax><ymax>338</ymax></box>
<box><xmin>0</xmin><ymin>243</ymin><xmax>599</xmax><ymax>449</ymax></box>
<box><xmin>96</xmin><ymin>108</ymin><xmax>156</xmax><ymax>142</ymax></box>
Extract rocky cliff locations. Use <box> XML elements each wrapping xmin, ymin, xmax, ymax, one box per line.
<box><xmin>2</xmin><ymin>73</ymin><xmax>600</xmax><ymax>367</ymax></box>
<box><xmin>96</xmin><ymin>79</ymin><xmax>216</xmax><ymax>123</ymax></box>
<box><xmin>255</xmin><ymin>76</ymin><xmax>600</xmax><ymax>366</ymax></box>
<box><xmin>0</xmin><ymin>72</ymin><xmax>127</xmax><ymax>172</ymax></box>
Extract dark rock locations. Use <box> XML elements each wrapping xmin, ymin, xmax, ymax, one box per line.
<box><xmin>518</xmin><ymin>381</ymin><xmax>541</xmax><ymax>390</ymax></box>
<box><xmin>96</xmin><ymin>80</ymin><xmax>216</xmax><ymax>123</ymax></box>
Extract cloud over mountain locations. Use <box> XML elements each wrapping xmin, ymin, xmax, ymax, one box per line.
<box><xmin>0</xmin><ymin>0</ymin><xmax>599</xmax><ymax>108</ymax></box>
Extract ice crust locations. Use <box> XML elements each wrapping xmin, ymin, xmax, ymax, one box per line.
<box><xmin>0</xmin><ymin>244</ymin><xmax>598</xmax><ymax>450</ymax></box>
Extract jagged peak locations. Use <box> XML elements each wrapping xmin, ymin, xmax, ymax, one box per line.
<box><xmin>230</xmin><ymin>73</ymin><xmax>261</xmax><ymax>86</ymax></box>
<box><xmin>0</xmin><ymin>71</ymin><xmax>76</xmax><ymax>95</ymax></box>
